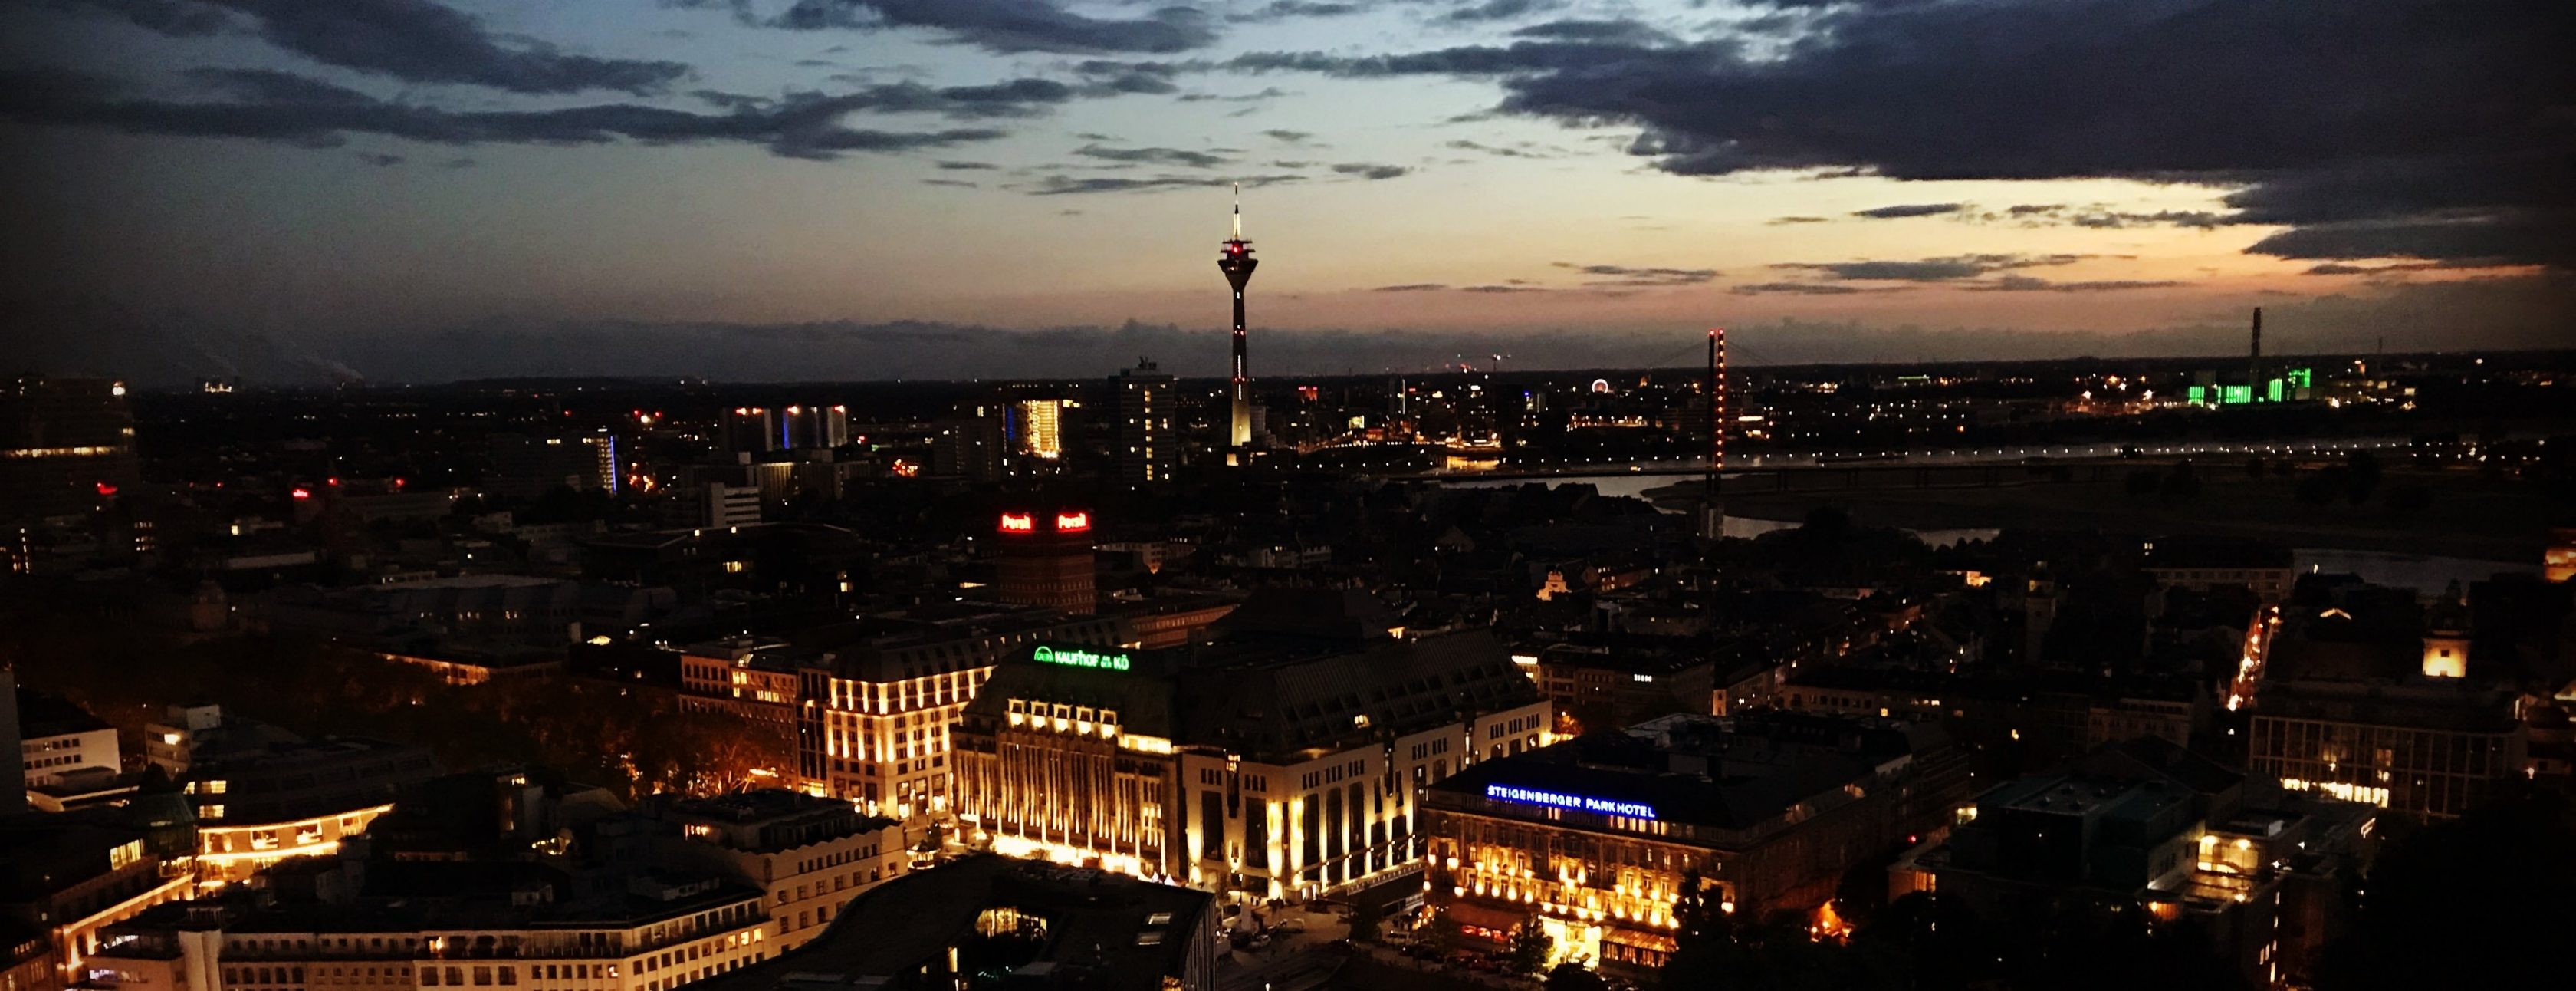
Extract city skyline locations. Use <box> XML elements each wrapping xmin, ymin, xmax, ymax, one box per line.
<box><xmin>3</xmin><ymin>0</ymin><xmax>2570</xmax><ymax>385</ymax></box>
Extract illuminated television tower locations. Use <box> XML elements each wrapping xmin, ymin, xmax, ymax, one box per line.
<box><xmin>1218</xmin><ymin>183</ymin><xmax>1259</xmax><ymax>456</ymax></box>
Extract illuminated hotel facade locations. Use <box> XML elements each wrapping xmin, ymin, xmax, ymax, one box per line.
<box><xmin>794</xmin><ymin>606</ymin><xmax>1125</xmax><ymax>819</ymax></box>
<box><xmin>951</xmin><ymin>591</ymin><xmax>1550</xmax><ymax>900</ymax></box>
<box><xmin>1419</xmin><ymin>713</ymin><xmax>1967</xmax><ymax>973</ymax></box>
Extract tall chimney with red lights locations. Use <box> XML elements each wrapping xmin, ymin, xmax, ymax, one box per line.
<box><xmin>994</xmin><ymin>509</ymin><xmax>1096</xmax><ymax>614</ymax></box>
<box><xmin>1700</xmin><ymin>328</ymin><xmax>1727</xmax><ymax>538</ymax></box>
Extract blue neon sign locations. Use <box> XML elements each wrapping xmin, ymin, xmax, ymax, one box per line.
<box><xmin>1485</xmin><ymin>784</ymin><xmax>1657</xmax><ymax>820</ymax></box>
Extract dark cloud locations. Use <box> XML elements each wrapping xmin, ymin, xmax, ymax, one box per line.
<box><xmin>1231</xmin><ymin>2</ymin><xmax>1365</xmax><ymax>23</ymax></box>
<box><xmin>354</xmin><ymin>152</ymin><xmax>404</xmax><ymax>167</ymax></box>
<box><xmin>701</xmin><ymin>78</ymin><xmax>1081</xmax><ymax>120</ymax></box>
<box><xmin>921</xmin><ymin>178</ymin><xmax>978</xmax><ymax>187</ymax></box>
<box><xmin>1962</xmin><ymin>275</ymin><xmax>2184</xmax><ymax>292</ymax></box>
<box><xmin>0</xmin><ymin>67</ymin><xmax>1007</xmax><ymax>160</ymax></box>
<box><xmin>1027</xmin><ymin>173</ymin><xmax>1302</xmax><ymax>195</ymax></box>
<box><xmin>1444</xmin><ymin>139</ymin><xmax>1547</xmax><ymax>158</ymax></box>
<box><xmin>701</xmin><ymin>0</ymin><xmax>1217</xmax><ymax>54</ymax></box>
<box><xmin>55</xmin><ymin>0</ymin><xmax>232</xmax><ymax>35</ymax></box>
<box><xmin>1330</xmin><ymin>163</ymin><xmax>1409</xmax><ymax>179</ymax></box>
<box><xmin>1730</xmin><ymin>281</ymin><xmax>1886</xmax><ymax>296</ymax></box>
<box><xmin>1766</xmin><ymin>216</ymin><xmax>1829</xmax><ymax>225</ymax></box>
<box><xmin>1222</xmin><ymin>1</ymin><xmax>2576</xmax><ymax>268</ymax></box>
<box><xmin>1773</xmin><ymin>253</ymin><xmax>2098</xmax><ymax>282</ymax></box>
<box><xmin>1774</xmin><ymin>259</ymin><xmax>1985</xmax><ymax>282</ymax></box>
<box><xmin>1851</xmin><ymin>202</ymin><xmax>1963</xmax><ymax>219</ymax></box>
<box><xmin>1073</xmin><ymin>143</ymin><xmax>1230</xmax><ymax>169</ymax></box>
<box><xmin>1262</xmin><ymin>129</ymin><xmax>1313</xmax><ymax>143</ymax></box>
<box><xmin>1441</xmin><ymin>0</ymin><xmax>1560</xmax><ymax>25</ymax></box>
<box><xmin>935</xmin><ymin>160</ymin><xmax>1000</xmax><ymax>170</ymax></box>
<box><xmin>1461</xmin><ymin>284</ymin><xmax>1548</xmax><ymax>293</ymax></box>
<box><xmin>1373</xmin><ymin>283</ymin><xmax>1448</xmax><ymax>291</ymax></box>
<box><xmin>1174</xmin><ymin>87</ymin><xmax>1292</xmax><ymax>104</ymax></box>
<box><xmin>1999</xmin><ymin>204</ymin><xmax>2223</xmax><ymax>229</ymax></box>
<box><xmin>1068</xmin><ymin>60</ymin><xmax>1182</xmax><ymax>95</ymax></box>
<box><xmin>87</xmin><ymin>0</ymin><xmax>692</xmax><ymax>95</ymax></box>
<box><xmin>1552</xmin><ymin>262</ymin><xmax>1719</xmax><ymax>287</ymax></box>
<box><xmin>1512</xmin><ymin>20</ymin><xmax>1677</xmax><ymax>47</ymax></box>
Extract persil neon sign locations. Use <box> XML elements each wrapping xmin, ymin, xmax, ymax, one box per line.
<box><xmin>1000</xmin><ymin>510</ymin><xmax>1091</xmax><ymax>535</ymax></box>
<box><xmin>1033</xmin><ymin>644</ymin><xmax>1131</xmax><ymax>671</ymax></box>
<box><xmin>1485</xmin><ymin>784</ymin><xmax>1656</xmax><ymax>820</ymax></box>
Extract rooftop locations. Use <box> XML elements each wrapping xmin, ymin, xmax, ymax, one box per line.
<box><xmin>694</xmin><ymin>855</ymin><xmax>1212</xmax><ymax>991</ymax></box>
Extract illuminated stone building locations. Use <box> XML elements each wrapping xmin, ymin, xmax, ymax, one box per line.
<box><xmin>1418</xmin><ymin>712</ymin><xmax>1967</xmax><ymax>973</ymax></box>
<box><xmin>793</xmin><ymin>604</ymin><xmax>1123</xmax><ymax>818</ymax></box>
<box><xmin>85</xmin><ymin>875</ymin><xmax>770</xmax><ymax>991</ymax></box>
<box><xmin>952</xmin><ymin>590</ymin><xmax>1551</xmax><ymax>900</ymax></box>
<box><xmin>646</xmin><ymin>790</ymin><xmax>909</xmax><ymax>952</ymax></box>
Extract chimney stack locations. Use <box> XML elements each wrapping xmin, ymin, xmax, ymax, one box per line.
<box><xmin>2249</xmin><ymin>308</ymin><xmax>2263</xmax><ymax>400</ymax></box>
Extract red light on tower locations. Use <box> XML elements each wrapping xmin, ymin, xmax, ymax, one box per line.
<box><xmin>999</xmin><ymin>512</ymin><xmax>1035</xmax><ymax>533</ymax></box>
<box><xmin>1053</xmin><ymin>511</ymin><xmax>1091</xmax><ymax>533</ymax></box>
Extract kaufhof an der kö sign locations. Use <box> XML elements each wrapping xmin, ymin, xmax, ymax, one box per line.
<box><xmin>1033</xmin><ymin>645</ymin><xmax>1132</xmax><ymax>672</ymax></box>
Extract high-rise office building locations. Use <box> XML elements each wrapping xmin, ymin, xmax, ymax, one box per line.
<box><xmin>1112</xmin><ymin>360</ymin><xmax>1175</xmax><ymax>484</ymax></box>
<box><xmin>725</xmin><ymin>407</ymin><xmax>778</xmax><ymax>454</ymax></box>
<box><xmin>783</xmin><ymin>404</ymin><xmax>851</xmax><ymax>449</ymax></box>
<box><xmin>932</xmin><ymin>407</ymin><xmax>1004</xmax><ymax>482</ymax></box>
<box><xmin>1217</xmin><ymin>186</ymin><xmax>1258</xmax><ymax>457</ymax></box>
<box><xmin>1</xmin><ymin>375</ymin><xmax>141</xmax><ymax>521</ymax></box>
<box><xmin>1008</xmin><ymin>398</ymin><xmax>1065</xmax><ymax>461</ymax></box>
<box><xmin>487</xmin><ymin>431</ymin><xmax>618</xmax><ymax>499</ymax></box>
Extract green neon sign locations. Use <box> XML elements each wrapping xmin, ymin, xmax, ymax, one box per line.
<box><xmin>1033</xmin><ymin>645</ymin><xmax>1131</xmax><ymax>671</ymax></box>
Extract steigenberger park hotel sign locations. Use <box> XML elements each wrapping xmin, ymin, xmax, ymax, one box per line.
<box><xmin>1485</xmin><ymin>784</ymin><xmax>1658</xmax><ymax>820</ymax></box>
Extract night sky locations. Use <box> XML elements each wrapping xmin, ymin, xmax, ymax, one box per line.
<box><xmin>2</xmin><ymin>1</ymin><xmax>2568</xmax><ymax>384</ymax></box>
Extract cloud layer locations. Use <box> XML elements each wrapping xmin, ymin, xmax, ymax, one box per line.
<box><xmin>1224</xmin><ymin>0</ymin><xmax>2576</xmax><ymax>268</ymax></box>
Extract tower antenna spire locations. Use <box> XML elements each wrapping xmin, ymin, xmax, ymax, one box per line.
<box><xmin>1230</xmin><ymin>181</ymin><xmax>1243</xmax><ymax>240</ymax></box>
